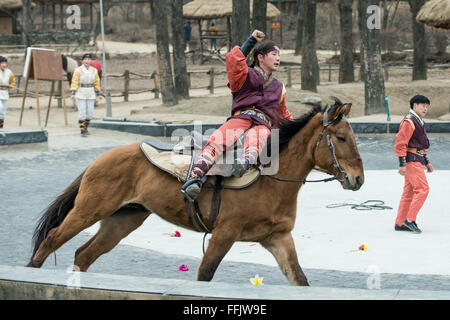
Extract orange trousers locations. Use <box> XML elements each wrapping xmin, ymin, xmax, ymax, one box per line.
<box><xmin>203</xmin><ymin>118</ymin><xmax>271</xmax><ymax>163</ymax></box>
<box><xmin>395</xmin><ymin>162</ymin><xmax>430</xmax><ymax>225</ymax></box>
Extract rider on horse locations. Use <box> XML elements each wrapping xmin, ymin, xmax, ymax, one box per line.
<box><xmin>181</xmin><ymin>30</ymin><xmax>293</xmax><ymax>201</ymax></box>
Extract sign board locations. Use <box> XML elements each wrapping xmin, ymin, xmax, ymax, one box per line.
<box><xmin>23</xmin><ymin>48</ymin><xmax>63</xmax><ymax>80</ymax></box>
<box><xmin>20</xmin><ymin>48</ymin><xmax>67</xmax><ymax>127</ymax></box>
<box><xmin>270</xmin><ymin>22</ymin><xmax>281</xmax><ymax>30</ymax></box>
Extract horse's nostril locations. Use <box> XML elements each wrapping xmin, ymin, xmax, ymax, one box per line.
<box><xmin>356</xmin><ymin>175</ymin><xmax>363</xmax><ymax>187</ymax></box>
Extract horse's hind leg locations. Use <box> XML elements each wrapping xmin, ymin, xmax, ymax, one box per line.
<box><xmin>74</xmin><ymin>206</ymin><xmax>150</xmax><ymax>272</ymax></box>
<box><xmin>261</xmin><ymin>232</ymin><xmax>309</xmax><ymax>286</ymax></box>
<box><xmin>197</xmin><ymin>223</ymin><xmax>240</xmax><ymax>281</ymax></box>
<box><xmin>30</xmin><ymin>198</ymin><xmax>123</xmax><ymax>268</ymax></box>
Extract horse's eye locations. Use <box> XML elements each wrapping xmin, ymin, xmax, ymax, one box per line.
<box><xmin>337</xmin><ymin>136</ymin><xmax>346</xmax><ymax>142</ymax></box>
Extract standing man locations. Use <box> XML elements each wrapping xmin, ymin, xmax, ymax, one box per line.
<box><xmin>394</xmin><ymin>95</ymin><xmax>433</xmax><ymax>233</ymax></box>
<box><xmin>0</xmin><ymin>56</ymin><xmax>15</xmax><ymax>129</ymax></box>
<box><xmin>184</xmin><ymin>21</ymin><xmax>192</xmax><ymax>51</ymax></box>
<box><xmin>70</xmin><ymin>54</ymin><xmax>103</xmax><ymax>137</ymax></box>
<box><xmin>209</xmin><ymin>22</ymin><xmax>218</xmax><ymax>51</ymax></box>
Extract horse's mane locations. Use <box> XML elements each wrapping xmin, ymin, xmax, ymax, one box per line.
<box><xmin>275</xmin><ymin>97</ymin><xmax>344</xmax><ymax>152</ymax></box>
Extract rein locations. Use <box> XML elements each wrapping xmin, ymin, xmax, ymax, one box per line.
<box><xmin>267</xmin><ymin>109</ymin><xmax>348</xmax><ymax>184</ymax></box>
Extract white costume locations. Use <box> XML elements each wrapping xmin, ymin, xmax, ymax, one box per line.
<box><xmin>0</xmin><ymin>68</ymin><xmax>15</xmax><ymax>121</ymax></box>
<box><xmin>70</xmin><ymin>65</ymin><xmax>101</xmax><ymax>121</ymax></box>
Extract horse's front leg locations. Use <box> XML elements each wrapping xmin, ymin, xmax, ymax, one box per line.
<box><xmin>197</xmin><ymin>222</ymin><xmax>240</xmax><ymax>282</ymax></box>
<box><xmin>261</xmin><ymin>232</ymin><xmax>309</xmax><ymax>286</ymax></box>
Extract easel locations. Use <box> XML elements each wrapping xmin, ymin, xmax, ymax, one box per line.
<box><xmin>20</xmin><ymin>48</ymin><xmax>67</xmax><ymax>127</ymax></box>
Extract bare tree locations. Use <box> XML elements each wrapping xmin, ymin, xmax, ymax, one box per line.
<box><xmin>155</xmin><ymin>0</ymin><xmax>177</xmax><ymax>105</ymax></box>
<box><xmin>171</xmin><ymin>0</ymin><xmax>189</xmax><ymax>99</ymax></box>
<box><xmin>232</xmin><ymin>0</ymin><xmax>250</xmax><ymax>46</ymax></box>
<box><xmin>408</xmin><ymin>0</ymin><xmax>427</xmax><ymax>80</ymax></box>
<box><xmin>338</xmin><ymin>0</ymin><xmax>354</xmax><ymax>83</ymax></box>
<box><xmin>301</xmin><ymin>0</ymin><xmax>318</xmax><ymax>92</ymax></box>
<box><xmin>21</xmin><ymin>0</ymin><xmax>32</xmax><ymax>48</ymax></box>
<box><xmin>294</xmin><ymin>0</ymin><xmax>304</xmax><ymax>56</ymax></box>
<box><xmin>252</xmin><ymin>0</ymin><xmax>267</xmax><ymax>34</ymax></box>
<box><xmin>360</xmin><ymin>0</ymin><xmax>385</xmax><ymax>115</ymax></box>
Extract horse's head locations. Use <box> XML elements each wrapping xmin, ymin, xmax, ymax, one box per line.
<box><xmin>311</xmin><ymin>98</ymin><xmax>364</xmax><ymax>191</ymax></box>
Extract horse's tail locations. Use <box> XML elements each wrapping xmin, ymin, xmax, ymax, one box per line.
<box><xmin>30</xmin><ymin>171</ymin><xmax>85</xmax><ymax>259</ymax></box>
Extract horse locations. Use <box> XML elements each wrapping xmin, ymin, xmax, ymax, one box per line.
<box><xmin>26</xmin><ymin>99</ymin><xmax>364</xmax><ymax>286</ymax></box>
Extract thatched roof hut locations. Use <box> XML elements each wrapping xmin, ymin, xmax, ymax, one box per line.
<box><xmin>183</xmin><ymin>0</ymin><xmax>281</xmax><ymax>20</ymax></box>
<box><xmin>416</xmin><ymin>0</ymin><xmax>450</xmax><ymax>29</ymax></box>
<box><xmin>0</xmin><ymin>0</ymin><xmax>23</xmax><ymax>11</ymax></box>
<box><xmin>183</xmin><ymin>0</ymin><xmax>281</xmax><ymax>55</ymax></box>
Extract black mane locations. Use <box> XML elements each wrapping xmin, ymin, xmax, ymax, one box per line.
<box><xmin>274</xmin><ymin>97</ymin><xmax>344</xmax><ymax>152</ymax></box>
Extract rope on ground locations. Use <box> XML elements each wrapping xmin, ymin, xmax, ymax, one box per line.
<box><xmin>326</xmin><ymin>200</ymin><xmax>393</xmax><ymax>211</ymax></box>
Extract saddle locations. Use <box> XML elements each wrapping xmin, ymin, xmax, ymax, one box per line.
<box><xmin>140</xmin><ymin>132</ymin><xmax>261</xmax><ymax>189</ymax></box>
<box><xmin>140</xmin><ymin>133</ymin><xmax>262</xmax><ymax>234</ymax></box>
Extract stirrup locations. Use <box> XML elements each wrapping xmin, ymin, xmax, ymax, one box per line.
<box><xmin>181</xmin><ymin>178</ymin><xmax>203</xmax><ymax>202</ymax></box>
<box><xmin>232</xmin><ymin>158</ymin><xmax>250</xmax><ymax>178</ymax></box>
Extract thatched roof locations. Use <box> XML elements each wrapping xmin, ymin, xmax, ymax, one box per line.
<box><xmin>0</xmin><ymin>0</ymin><xmax>23</xmax><ymax>11</ymax></box>
<box><xmin>183</xmin><ymin>0</ymin><xmax>281</xmax><ymax>20</ymax></box>
<box><xmin>416</xmin><ymin>0</ymin><xmax>450</xmax><ymax>30</ymax></box>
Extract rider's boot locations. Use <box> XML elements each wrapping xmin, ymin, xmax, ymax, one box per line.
<box><xmin>232</xmin><ymin>148</ymin><xmax>257</xmax><ymax>178</ymax></box>
<box><xmin>181</xmin><ymin>152</ymin><xmax>215</xmax><ymax>201</ymax></box>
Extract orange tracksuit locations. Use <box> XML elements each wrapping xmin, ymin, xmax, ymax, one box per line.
<box><xmin>394</xmin><ymin>115</ymin><xmax>430</xmax><ymax>225</ymax></box>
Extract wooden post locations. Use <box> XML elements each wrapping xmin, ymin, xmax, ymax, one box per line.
<box><xmin>60</xmin><ymin>79</ymin><xmax>67</xmax><ymax>125</ymax></box>
<box><xmin>57</xmin><ymin>80</ymin><xmax>62</xmax><ymax>108</ymax></box>
<box><xmin>45</xmin><ymin>80</ymin><xmax>55</xmax><ymax>127</ymax></box>
<box><xmin>188</xmin><ymin>72</ymin><xmax>191</xmax><ymax>89</ymax></box>
<box><xmin>198</xmin><ymin>19</ymin><xmax>204</xmax><ymax>63</ymax></box>
<box><xmin>19</xmin><ymin>76</ymin><xmax>29</xmax><ymax>126</ymax></box>
<box><xmin>123</xmin><ymin>69</ymin><xmax>130</xmax><ymax>102</ymax></box>
<box><xmin>32</xmin><ymin>61</ymin><xmax>41</xmax><ymax>127</ymax></box>
<box><xmin>209</xmin><ymin>67</ymin><xmax>214</xmax><ymax>94</ymax></box>
<box><xmin>286</xmin><ymin>66</ymin><xmax>292</xmax><ymax>88</ymax></box>
<box><xmin>152</xmin><ymin>71</ymin><xmax>160</xmax><ymax>99</ymax></box>
<box><xmin>16</xmin><ymin>75</ymin><xmax>21</xmax><ymax>95</ymax></box>
<box><xmin>328</xmin><ymin>63</ymin><xmax>332</xmax><ymax>82</ymax></box>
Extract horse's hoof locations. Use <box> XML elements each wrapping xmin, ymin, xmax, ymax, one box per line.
<box><xmin>25</xmin><ymin>260</ymin><xmax>39</xmax><ymax>268</ymax></box>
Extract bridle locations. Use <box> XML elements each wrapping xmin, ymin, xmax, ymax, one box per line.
<box><xmin>267</xmin><ymin>108</ymin><xmax>349</xmax><ymax>184</ymax></box>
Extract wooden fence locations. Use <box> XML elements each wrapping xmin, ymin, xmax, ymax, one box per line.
<box><xmin>10</xmin><ymin>63</ymin><xmax>450</xmax><ymax>102</ymax></box>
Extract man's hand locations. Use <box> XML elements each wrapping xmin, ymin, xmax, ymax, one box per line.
<box><xmin>398</xmin><ymin>166</ymin><xmax>406</xmax><ymax>176</ymax></box>
<box><xmin>70</xmin><ymin>94</ymin><xmax>75</xmax><ymax>100</ymax></box>
<box><xmin>426</xmin><ymin>163</ymin><xmax>434</xmax><ymax>173</ymax></box>
<box><xmin>252</xmin><ymin>30</ymin><xmax>265</xmax><ymax>42</ymax></box>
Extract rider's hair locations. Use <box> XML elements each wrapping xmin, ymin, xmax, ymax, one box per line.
<box><xmin>249</xmin><ymin>40</ymin><xmax>278</xmax><ymax>68</ymax></box>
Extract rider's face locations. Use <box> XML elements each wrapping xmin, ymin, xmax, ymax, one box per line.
<box><xmin>258</xmin><ymin>50</ymin><xmax>280</xmax><ymax>74</ymax></box>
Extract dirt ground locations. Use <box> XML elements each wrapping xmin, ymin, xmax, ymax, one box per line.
<box><xmin>2</xmin><ymin>42</ymin><xmax>449</xmax><ymax>131</ymax></box>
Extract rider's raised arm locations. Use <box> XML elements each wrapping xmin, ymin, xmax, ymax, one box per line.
<box><xmin>225</xmin><ymin>34</ymin><xmax>259</xmax><ymax>92</ymax></box>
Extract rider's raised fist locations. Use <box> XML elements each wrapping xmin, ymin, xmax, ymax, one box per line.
<box><xmin>252</xmin><ymin>30</ymin><xmax>265</xmax><ymax>42</ymax></box>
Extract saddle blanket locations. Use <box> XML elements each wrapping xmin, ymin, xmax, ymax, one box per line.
<box><xmin>140</xmin><ymin>141</ymin><xmax>260</xmax><ymax>189</ymax></box>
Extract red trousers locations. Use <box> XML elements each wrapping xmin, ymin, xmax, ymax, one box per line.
<box><xmin>203</xmin><ymin>118</ymin><xmax>271</xmax><ymax>163</ymax></box>
<box><xmin>189</xmin><ymin>118</ymin><xmax>271</xmax><ymax>179</ymax></box>
<box><xmin>395</xmin><ymin>162</ymin><xmax>429</xmax><ymax>224</ymax></box>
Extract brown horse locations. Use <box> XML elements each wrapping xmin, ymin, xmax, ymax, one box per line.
<box><xmin>26</xmin><ymin>99</ymin><xmax>364</xmax><ymax>286</ymax></box>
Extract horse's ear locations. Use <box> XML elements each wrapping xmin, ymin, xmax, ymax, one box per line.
<box><xmin>328</xmin><ymin>103</ymin><xmax>351</xmax><ymax>122</ymax></box>
<box><xmin>340</xmin><ymin>103</ymin><xmax>352</xmax><ymax>117</ymax></box>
